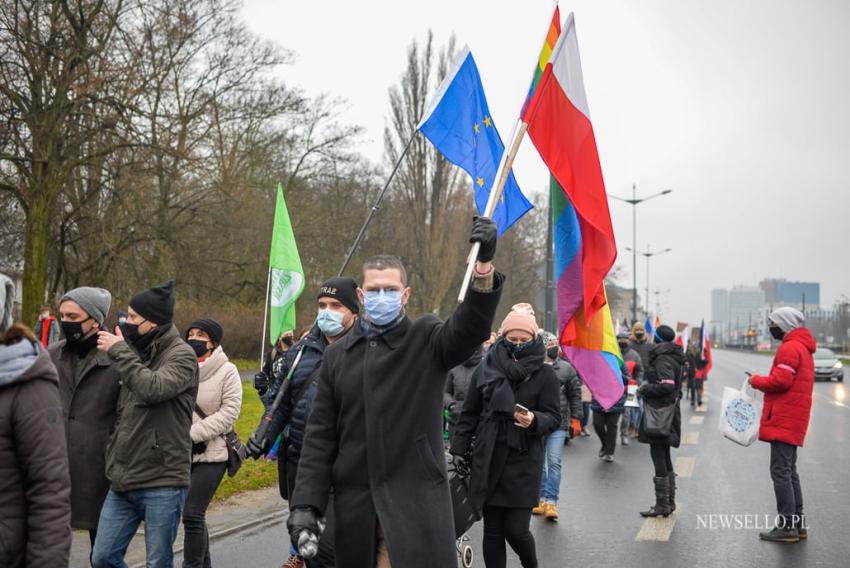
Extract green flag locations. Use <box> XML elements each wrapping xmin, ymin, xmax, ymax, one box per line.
<box><xmin>267</xmin><ymin>183</ymin><xmax>305</xmax><ymax>344</ymax></box>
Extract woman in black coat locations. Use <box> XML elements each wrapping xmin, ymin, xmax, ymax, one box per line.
<box><xmin>450</xmin><ymin>309</ymin><xmax>560</xmax><ymax>568</ymax></box>
<box><xmin>637</xmin><ymin>325</ymin><xmax>685</xmax><ymax>518</ymax></box>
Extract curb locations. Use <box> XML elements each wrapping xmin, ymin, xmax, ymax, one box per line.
<box><xmin>129</xmin><ymin>508</ymin><xmax>289</xmax><ymax>568</ymax></box>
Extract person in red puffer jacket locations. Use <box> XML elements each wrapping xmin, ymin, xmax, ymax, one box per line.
<box><xmin>748</xmin><ymin>307</ymin><xmax>815</xmax><ymax>544</ymax></box>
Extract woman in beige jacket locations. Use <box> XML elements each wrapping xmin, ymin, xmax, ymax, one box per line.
<box><xmin>183</xmin><ymin>318</ymin><xmax>242</xmax><ymax>568</ymax></box>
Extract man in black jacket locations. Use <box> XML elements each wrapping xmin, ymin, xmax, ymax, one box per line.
<box><xmin>247</xmin><ymin>277</ymin><xmax>359</xmax><ymax>568</ymax></box>
<box><xmin>288</xmin><ymin>217</ymin><xmax>502</xmax><ymax>568</ymax></box>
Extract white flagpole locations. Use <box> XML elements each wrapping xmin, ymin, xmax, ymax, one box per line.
<box><xmin>259</xmin><ymin>266</ymin><xmax>272</xmax><ymax>367</ymax></box>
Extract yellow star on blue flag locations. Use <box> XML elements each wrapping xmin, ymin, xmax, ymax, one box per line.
<box><xmin>417</xmin><ymin>45</ymin><xmax>532</xmax><ymax>236</ymax></box>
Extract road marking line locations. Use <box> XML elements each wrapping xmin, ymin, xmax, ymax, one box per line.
<box><xmin>689</xmin><ymin>416</ymin><xmax>704</xmax><ymax>425</ymax></box>
<box><xmin>683</xmin><ymin>431</ymin><xmax>700</xmax><ymax>445</ymax></box>
<box><xmin>636</xmin><ymin>512</ymin><xmax>678</xmax><ymax>541</ymax></box>
<box><xmin>675</xmin><ymin>457</ymin><xmax>695</xmax><ymax>478</ymax></box>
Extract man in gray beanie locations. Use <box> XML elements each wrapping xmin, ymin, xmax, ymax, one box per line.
<box><xmin>49</xmin><ymin>286</ymin><xmax>122</xmax><ymax>557</ymax></box>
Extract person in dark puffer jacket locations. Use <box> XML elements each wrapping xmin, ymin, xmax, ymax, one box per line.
<box><xmin>444</xmin><ymin>344</ymin><xmax>484</xmax><ymax>440</ymax></box>
<box><xmin>246</xmin><ymin>277</ymin><xmax>359</xmax><ymax>568</ymax></box>
<box><xmin>0</xmin><ymin>273</ymin><xmax>71</xmax><ymax>567</ymax></box>
<box><xmin>750</xmin><ymin>307</ymin><xmax>815</xmax><ymax>544</ymax></box>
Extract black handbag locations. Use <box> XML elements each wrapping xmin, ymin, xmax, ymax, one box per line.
<box><xmin>194</xmin><ymin>405</ymin><xmax>246</xmax><ymax>477</ymax></box>
<box><xmin>641</xmin><ymin>401</ymin><xmax>676</xmax><ymax>437</ymax></box>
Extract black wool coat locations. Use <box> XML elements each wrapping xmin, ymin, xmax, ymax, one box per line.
<box><xmin>291</xmin><ymin>275</ymin><xmax>503</xmax><ymax>568</ymax></box>
<box><xmin>638</xmin><ymin>341</ymin><xmax>685</xmax><ymax>447</ymax></box>
<box><xmin>49</xmin><ymin>340</ymin><xmax>121</xmax><ymax>530</ymax></box>
<box><xmin>450</xmin><ymin>357</ymin><xmax>560</xmax><ymax>509</ymax></box>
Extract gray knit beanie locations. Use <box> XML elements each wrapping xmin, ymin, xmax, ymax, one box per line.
<box><xmin>61</xmin><ymin>287</ymin><xmax>112</xmax><ymax>326</ymax></box>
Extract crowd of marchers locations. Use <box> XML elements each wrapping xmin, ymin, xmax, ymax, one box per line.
<box><xmin>0</xmin><ymin>216</ymin><xmax>815</xmax><ymax>568</ymax></box>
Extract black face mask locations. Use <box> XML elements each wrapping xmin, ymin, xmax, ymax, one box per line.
<box><xmin>769</xmin><ymin>325</ymin><xmax>785</xmax><ymax>341</ymax></box>
<box><xmin>618</xmin><ymin>342</ymin><xmax>629</xmax><ymax>353</ymax></box>
<box><xmin>546</xmin><ymin>346</ymin><xmax>560</xmax><ymax>360</ymax></box>
<box><xmin>61</xmin><ymin>319</ymin><xmax>89</xmax><ymax>343</ymax></box>
<box><xmin>281</xmin><ymin>336</ymin><xmax>294</xmax><ymax>347</ymax></box>
<box><xmin>188</xmin><ymin>339</ymin><xmax>211</xmax><ymax>358</ymax></box>
<box><xmin>61</xmin><ymin>319</ymin><xmax>98</xmax><ymax>355</ymax></box>
<box><xmin>634</xmin><ymin>332</ymin><xmax>645</xmax><ymax>341</ymax></box>
<box><xmin>121</xmin><ymin>320</ymin><xmax>157</xmax><ymax>353</ymax></box>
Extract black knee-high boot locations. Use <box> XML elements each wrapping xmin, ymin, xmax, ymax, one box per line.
<box><xmin>640</xmin><ymin>476</ymin><xmax>671</xmax><ymax>518</ymax></box>
<box><xmin>667</xmin><ymin>471</ymin><xmax>677</xmax><ymax>512</ymax></box>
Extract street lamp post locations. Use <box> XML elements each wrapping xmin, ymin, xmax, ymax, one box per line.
<box><xmin>608</xmin><ymin>184</ymin><xmax>673</xmax><ymax>323</ymax></box>
<box><xmin>626</xmin><ymin>244</ymin><xmax>672</xmax><ymax>320</ymax></box>
<box><xmin>653</xmin><ymin>288</ymin><xmax>672</xmax><ymax>316</ymax></box>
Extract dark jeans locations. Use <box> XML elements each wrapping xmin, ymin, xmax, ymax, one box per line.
<box><xmin>593</xmin><ymin>411</ymin><xmax>620</xmax><ymax>456</ymax></box>
<box><xmin>770</xmin><ymin>441</ymin><xmax>803</xmax><ymax>525</ymax></box>
<box><xmin>482</xmin><ymin>506</ymin><xmax>537</xmax><ymax>568</ymax></box>
<box><xmin>650</xmin><ymin>443</ymin><xmax>673</xmax><ymax>476</ymax></box>
<box><xmin>182</xmin><ymin>461</ymin><xmax>226</xmax><ymax>568</ymax></box>
<box><xmin>92</xmin><ymin>486</ymin><xmax>187</xmax><ymax>568</ymax></box>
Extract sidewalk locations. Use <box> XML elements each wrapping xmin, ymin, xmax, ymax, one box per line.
<box><xmin>70</xmin><ymin>487</ymin><xmax>288</xmax><ymax>567</ymax></box>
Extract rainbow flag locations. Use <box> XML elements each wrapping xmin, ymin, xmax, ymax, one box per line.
<box><xmin>552</xmin><ymin>179</ymin><xmax>624</xmax><ymax>409</ymax></box>
<box><xmin>523</xmin><ymin>10</ymin><xmax>623</xmax><ymax>409</ymax></box>
<box><xmin>520</xmin><ymin>5</ymin><xmax>561</xmax><ymax>117</ymax></box>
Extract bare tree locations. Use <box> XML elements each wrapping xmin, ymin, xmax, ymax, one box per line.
<box><xmin>0</xmin><ymin>0</ymin><xmax>127</xmax><ymax>322</ymax></box>
<box><xmin>383</xmin><ymin>32</ymin><xmax>472</xmax><ymax>315</ymax></box>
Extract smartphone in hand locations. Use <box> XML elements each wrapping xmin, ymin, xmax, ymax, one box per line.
<box><xmin>514</xmin><ymin>404</ymin><xmax>529</xmax><ymax>415</ymax></box>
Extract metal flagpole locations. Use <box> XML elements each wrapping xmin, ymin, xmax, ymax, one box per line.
<box><xmin>337</xmin><ymin>131</ymin><xmax>418</xmax><ymax>276</ymax></box>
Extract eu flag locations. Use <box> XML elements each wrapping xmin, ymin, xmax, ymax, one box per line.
<box><xmin>418</xmin><ymin>46</ymin><xmax>533</xmax><ymax>236</ymax></box>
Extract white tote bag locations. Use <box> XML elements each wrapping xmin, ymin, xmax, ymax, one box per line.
<box><xmin>718</xmin><ymin>378</ymin><xmax>762</xmax><ymax>446</ymax></box>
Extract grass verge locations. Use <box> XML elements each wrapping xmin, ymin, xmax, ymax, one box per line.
<box><xmin>231</xmin><ymin>358</ymin><xmax>261</xmax><ymax>373</ymax></box>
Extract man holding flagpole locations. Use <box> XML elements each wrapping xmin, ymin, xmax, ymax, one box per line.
<box><xmin>288</xmin><ymin>218</ymin><xmax>502</xmax><ymax>567</ymax></box>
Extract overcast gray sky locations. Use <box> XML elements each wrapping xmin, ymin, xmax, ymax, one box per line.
<box><xmin>242</xmin><ymin>0</ymin><xmax>850</xmax><ymax>324</ymax></box>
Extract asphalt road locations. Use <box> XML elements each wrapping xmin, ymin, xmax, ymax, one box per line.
<box><xmin>201</xmin><ymin>350</ymin><xmax>850</xmax><ymax>567</ymax></box>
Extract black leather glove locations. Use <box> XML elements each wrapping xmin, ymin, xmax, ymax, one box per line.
<box><xmin>287</xmin><ymin>506</ymin><xmax>320</xmax><ymax>553</ymax></box>
<box><xmin>469</xmin><ymin>216</ymin><xmax>497</xmax><ymax>263</ymax></box>
<box><xmin>451</xmin><ymin>453</ymin><xmax>470</xmax><ymax>477</ymax></box>
<box><xmin>245</xmin><ymin>433</ymin><xmax>268</xmax><ymax>460</ymax></box>
<box><xmin>191</xmin><ymin>441</ymin><xmax>207</xmax><ymax>455</ymax></box>
<box><xmin>253</xmin><ymin>372</ymin><xmax>269</xmax><ymax>396</ymax></box>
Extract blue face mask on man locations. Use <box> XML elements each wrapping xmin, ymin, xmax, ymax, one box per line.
<box><xmin>363</xmin><ymin>289</ymin><xmax>404</xmax><ymax>326</ymax></box>
<box><xmin>317</xmin><ymin>309</ymin><xmax>346</xmax><ymax>337</ymax></box>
